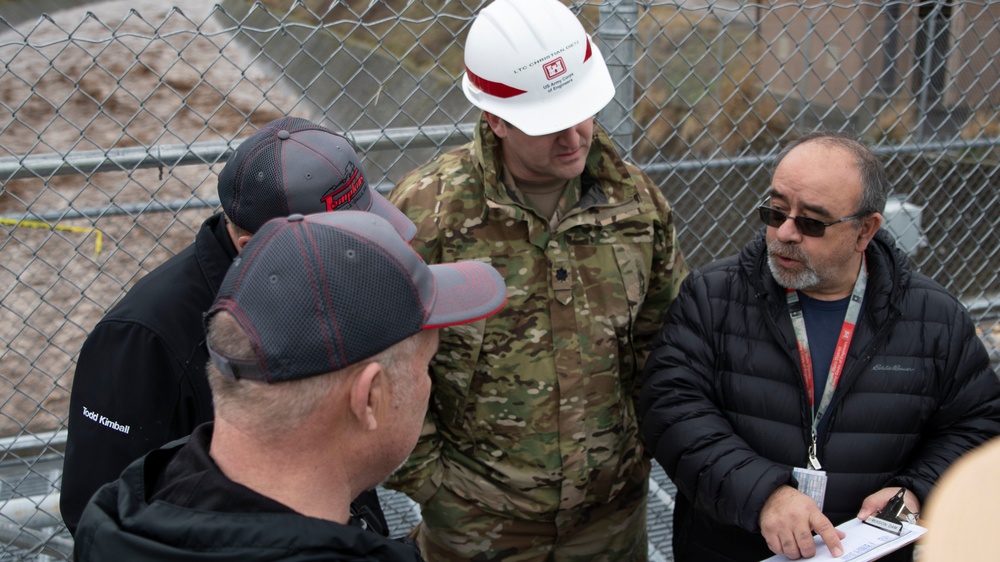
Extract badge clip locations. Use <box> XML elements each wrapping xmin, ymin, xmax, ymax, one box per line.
<box><xmin>863</xmin><ymin>488</ymin><xmax>918</xmax><ymax>536</ymax></box>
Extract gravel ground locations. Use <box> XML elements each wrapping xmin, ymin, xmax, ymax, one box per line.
<box><xmin>0</xmin><ymin>0</ymin><xmax>296</xmax><ymax>436</ymax></box>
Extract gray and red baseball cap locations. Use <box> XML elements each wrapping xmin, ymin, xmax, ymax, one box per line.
<box><xmin>206</xmin><ymin>211</ymin><xmax>507</xmax><ymax>383</ymax></box>
<box><xmin>217</xmin><ymin>116</ymin><xmax>416</xmax><ymax>241</ymax></box>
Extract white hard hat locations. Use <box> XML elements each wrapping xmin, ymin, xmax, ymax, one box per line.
<box><xmin>462</xmin><ymin>0</ymin><xmax>615</xmax><ymax>136</ymax></box>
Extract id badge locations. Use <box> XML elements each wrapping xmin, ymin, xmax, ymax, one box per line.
<box><xmin>792</xmin><ymin>466</ymin><xmax>828</xmax><ymax>511</ymax></box>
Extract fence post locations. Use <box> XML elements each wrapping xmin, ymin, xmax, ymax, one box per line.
<box><xmin>597</xmin><ymin>0</ymin><xmax>637</xmax><ymax>158</ymax></box>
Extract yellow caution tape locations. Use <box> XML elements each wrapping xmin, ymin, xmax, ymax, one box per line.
<box><xmin>0</xmin><ymin>218</ymin><xmax>104</xmax><ymax>256</ymax></box>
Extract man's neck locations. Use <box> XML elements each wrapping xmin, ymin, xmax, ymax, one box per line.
<box><xmin>801</xmin><ymin>256</ymin><xmax>864</xmax><ymax>301</ymax></box>
<box><xmin>209</xmin><ymin>418</ymin><xmax>354</xmax><ymax>524</ymax></box>
<box><xmin>502</xmin><ymin>166</ymin><xmax>567</xmax><ymax>222</ymax></box>
<box><xmin>801</xmin><ymin>286</ymin><xmax>855</xmax><ymax>301</ymax></box>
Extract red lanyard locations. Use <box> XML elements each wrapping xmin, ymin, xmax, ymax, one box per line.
<box><xmin>785</xmin><ymin>256</ymin><xmax>867</xmax><ymax>469</ymax></box>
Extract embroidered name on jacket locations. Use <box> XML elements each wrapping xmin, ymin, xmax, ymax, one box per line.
<box><xmin>82</xmin><ymin>406</ymin><xmax>130</xmax><ymax>434</ymax></box>
<box><xmin>871</xmin><ymin>363</ymin><xmax>916</xmax><ymax>372</ymax></box>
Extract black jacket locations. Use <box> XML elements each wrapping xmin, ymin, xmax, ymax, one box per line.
<box><xmin>61</xmin><ymin>213</ymin><xmax>386</xmax><ymax>535</ymax></box>
<box><xmin>640</xmin><ymin>229</ymin><xmax>1000</xmax><ymax>562</ymax></box>
<box><xmin>73</xmin><ymin>424</ymin><xmax>424</xmax><ymax>562</ymax></box>
<box><xmin>62</xmin><ymin>213</ymin><xmax>234</xmax><ymax>533</ymax></box>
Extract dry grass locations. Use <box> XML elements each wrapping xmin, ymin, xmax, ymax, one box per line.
<box><xmin>866</xmin><ymin>101</ymin><xmax>1000</xmax><ymax>162</ymax></box>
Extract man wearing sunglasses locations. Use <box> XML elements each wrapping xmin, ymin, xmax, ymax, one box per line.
<box><xmin>640</xmin><ymin>131</ymin><xmax>1000</xmax><ymax>562</ymax></box>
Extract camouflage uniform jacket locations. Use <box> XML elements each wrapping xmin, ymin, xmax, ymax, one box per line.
<box><xmin>386</xmin><ymin>115</ymin><xmax>687</xmax><ymax>519</ymax></box>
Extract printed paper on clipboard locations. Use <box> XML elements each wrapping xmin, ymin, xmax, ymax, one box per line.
<box><xmin>761</xmin><ymin>518</ymin><xmax>927</xmax><ymax>562</ymax></box>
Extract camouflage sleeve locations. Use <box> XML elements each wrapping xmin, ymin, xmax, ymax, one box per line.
<box><xmin>631</xmin><ymin>170</ymin><xmax>688</xmax><ymax>410</ymax></box>
<box><xmin>387</xmin><ymin>169</ymin><xmax>444</xmax><ymax>264</ymax></box>
<box><xmin>383</xmin><ymin>169</ymin><xmax>445</xmax><ymax>502</ymax></box>
<box><xmin>632</xmin><ymin>169</ymin><xmax>688</xmax><ymax>370</ymax></box>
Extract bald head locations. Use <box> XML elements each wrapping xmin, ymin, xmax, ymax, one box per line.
<box><xmin>773</xmin><ymin>132</ymin><xmax>890</xmax><ymax>216</ymax></box>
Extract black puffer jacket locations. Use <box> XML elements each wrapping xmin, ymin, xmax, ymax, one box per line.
<box><xmin>640</xmin><ymin>229</ymin><xmax>1000</xmax><ymax>562</ymax></box>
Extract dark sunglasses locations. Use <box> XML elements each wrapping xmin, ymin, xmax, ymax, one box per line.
<box><xmin>757</xmin><ymin>205</ymin><xmax>868</xmax><ymax>238</ymax></box>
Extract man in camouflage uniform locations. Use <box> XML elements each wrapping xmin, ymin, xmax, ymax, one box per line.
<box><xmin>385</xmin><ymin>1</ymin><xmax>687</xmax><ymax>560</ymax></box>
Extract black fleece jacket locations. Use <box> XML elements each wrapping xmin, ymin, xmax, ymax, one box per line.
<box><xmin>73</xmin><ymin>424</ymin><xmax>424</xmax><ymax>562</ymax></box>
<box><xmin>62</xmin><ymin>213</ymin><xmax>386</xmax><ymax>536</ymax></box>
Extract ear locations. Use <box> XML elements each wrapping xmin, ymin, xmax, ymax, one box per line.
<box><xmin>855</xmin><ymin>212</ymin><xmax>883</xmax><ymax>253</ymax></box>
<box><xmin>484</xmin><ymin>112</ymin><xmax>507</xmax><ymax>139</ymax></box>
<box><xmin>235</xmin><ymin>234</ymin><xmax>253</xmax><ymax>252</ymax></box>
<box><xmin>349</xmin><ymin>362</ymin><xmax>384</xmax><ymax>431</ymax></box>
<box><xmin>223</xmin><ymin>221</ymin><xmax>253</xmax><ymax>252</ymax></box>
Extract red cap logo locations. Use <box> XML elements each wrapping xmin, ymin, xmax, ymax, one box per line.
<box><xmin>543</xmin><ymin>57</ymin><xmax>567</xmax><ymax>80</ymax></box>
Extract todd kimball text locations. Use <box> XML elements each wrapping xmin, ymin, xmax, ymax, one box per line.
<box><xmin>82</xmin><ymin>406</ymin><xmax>130</xmax><ymax>434</ymax></box>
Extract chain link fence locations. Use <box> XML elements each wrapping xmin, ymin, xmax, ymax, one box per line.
<box><xmin>0</xmin><ymin>0</ymin><xmax>998</xmax><ymax>558</ymax></box>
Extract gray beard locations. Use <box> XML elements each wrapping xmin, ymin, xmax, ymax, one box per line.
<box><xmin>767</xmin><ymin>243</ymin><xmax>820</xmax><ymax>290</ymax></box>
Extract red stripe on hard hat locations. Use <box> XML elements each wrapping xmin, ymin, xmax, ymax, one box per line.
<box><xmin>584</xmin><ymin>38</ymin><xmax>593</xmax><ymax>62</ymax></box>
<box><xmin>466</xmin><ymin>67</ymin><xmax>528</xmax><ymax>99</ymax></box>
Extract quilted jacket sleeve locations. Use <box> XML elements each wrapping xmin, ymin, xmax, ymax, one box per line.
<box><xmin>639</xmin><ymin>269</ymin><xmax>794</xmax><ymax>533</ymax></box>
